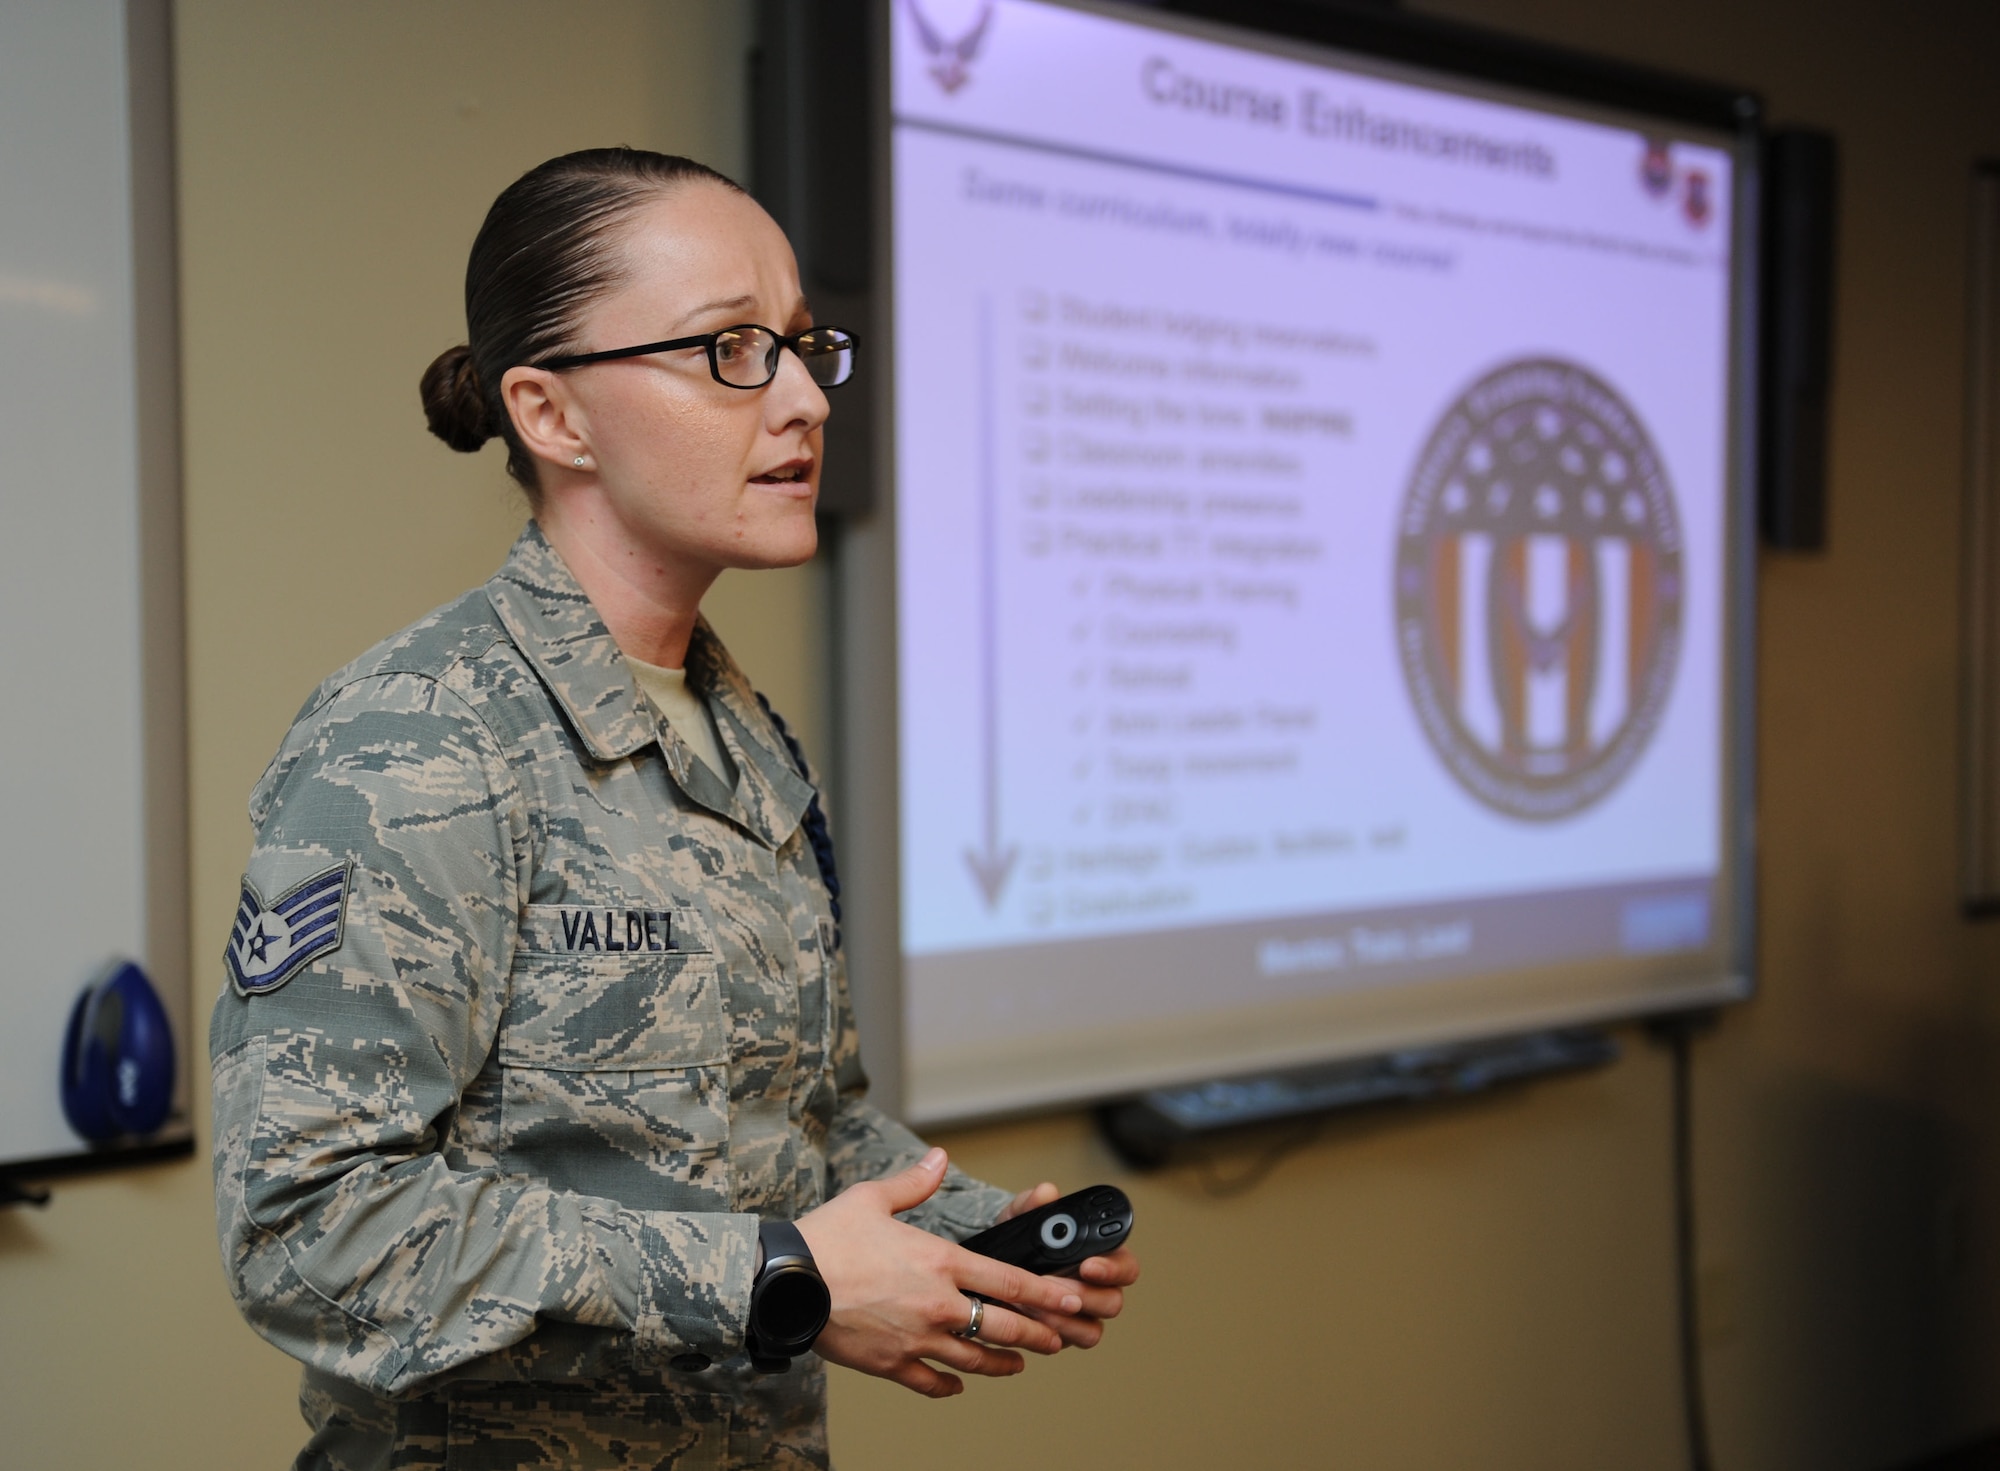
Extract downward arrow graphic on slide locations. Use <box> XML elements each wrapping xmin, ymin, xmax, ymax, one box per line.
<box><xmin>964</xmin><ymin>296</ymin><xmax>1018</xmax><ymax>911</ymax></box>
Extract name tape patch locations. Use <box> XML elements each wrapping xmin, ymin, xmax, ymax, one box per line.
<box><xmin>521</xmin><ymin>905</ymin><xmax>707</xmax><ymax>956</ymax></box>
<box><xmin>227</xmin><ymin>861</ymin><xmax>352</xmax><ymax>997</ymax></box>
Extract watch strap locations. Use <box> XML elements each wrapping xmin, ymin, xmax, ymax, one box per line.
<box><xmin>757</xmin><ymin>1218</ymin><xmax>813</xmax><ymax>1269</ymax></box>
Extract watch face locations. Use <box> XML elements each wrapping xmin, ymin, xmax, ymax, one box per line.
<box><xmin>756</xmin><ymin>1266</ymin><xmax>832</xmax><ymax>1348</ymax></box>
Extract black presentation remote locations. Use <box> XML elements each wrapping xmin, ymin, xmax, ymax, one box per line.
<box><xmin>959</xmin><ymin>1184</ymin><xmax>1134</xmax><ymax>1276</ymax></box>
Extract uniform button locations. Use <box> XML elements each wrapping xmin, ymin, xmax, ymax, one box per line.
<box><xmin>670</xmin><ymin>1353</ymin><xmax>711</xmax><ymax>1372</ymax></box>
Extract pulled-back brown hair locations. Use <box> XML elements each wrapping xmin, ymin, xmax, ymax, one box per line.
<box><xmin>420</xmin><ymin>147</ymin><xmax>744</xmax><ymax>491</ymax></box>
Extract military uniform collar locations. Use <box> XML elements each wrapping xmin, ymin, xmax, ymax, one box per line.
<box><xmin>484</xmin><ymin>522</ymin><xmax>814</xmax><ymax>851</ymax></box>
<box><xmin>485</xmin><ymin>522</ymin><xmax>657</xmax><ymax>761</ymax></box>
<box><xmin>685</xmin><ymin>619</ymin><xmax>817</xmax><ymax>851</ymax></box>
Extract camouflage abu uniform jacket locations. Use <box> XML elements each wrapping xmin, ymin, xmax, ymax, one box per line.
<box><xmin>211</xmin><ymin>524</ymin><xmax>1010</xmax><ymax>1471</ymax></box>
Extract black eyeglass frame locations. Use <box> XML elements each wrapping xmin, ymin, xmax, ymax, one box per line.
<box><xmin>531</xmin><ymin>323</ymin><xmax>860</xmax><ymax>389</ymax></box>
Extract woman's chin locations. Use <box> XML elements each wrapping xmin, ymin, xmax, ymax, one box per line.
<box><xmin>727</xmin><ymin>513</ymin><xmax>820</xmax><ymax>571</ymax></box>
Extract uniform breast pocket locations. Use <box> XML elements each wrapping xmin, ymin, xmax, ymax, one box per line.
<box><xmin>443</xmin><ymin>1383</ymin><xmax>725</xmax><ymax>1471</ymax></box>
<box><xmin>499</xmin><ymin>906</ymin><xmax>730</xmax><ymax>1211</ymax></box>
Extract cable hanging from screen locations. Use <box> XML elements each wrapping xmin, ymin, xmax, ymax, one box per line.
<box><xmin>1649</xmin><ymin>1011</ymin><xmax>1718</xmax><ymax>1471</ymax></box>
<box><xmin>1191</xmin><ymin>1118</ymin><xmax>1325</xmax><ymax>1198</ymax></box>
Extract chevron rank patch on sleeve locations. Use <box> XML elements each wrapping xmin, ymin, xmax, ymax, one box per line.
<box><xmin>226</xmin><ymin>860</ymin><xmax>352</xmax><ymax>997</ymax></box>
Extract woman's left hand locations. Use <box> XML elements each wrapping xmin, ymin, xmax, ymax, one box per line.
<box><xmin>990</xmin><ymin>1182</ymin><xmax>1142</xmax><ymax>1349</ymax></box>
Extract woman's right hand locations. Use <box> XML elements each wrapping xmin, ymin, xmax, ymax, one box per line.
<box><xmin>795</xmin><ymin>1147</ymin><xmax>1084</xmax><ymax>1397</ymax></box>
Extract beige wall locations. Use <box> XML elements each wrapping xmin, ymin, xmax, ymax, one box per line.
<box><xmin>4</xmin><ymin>2</ymin><xmax>1999</xmax><ymax>1467</ymax></box>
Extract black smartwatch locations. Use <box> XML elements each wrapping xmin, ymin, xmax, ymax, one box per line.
<box><xmin>745</xmin><ymin>1220</ymin><xmax>831</xmax><ymax>1372</ymax></box>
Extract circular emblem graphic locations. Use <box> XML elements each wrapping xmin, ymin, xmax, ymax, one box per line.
<box><xmin>1394</xmin><ymin>358</ymin><xmax>1683</xmax><ymax>821</ymax></box>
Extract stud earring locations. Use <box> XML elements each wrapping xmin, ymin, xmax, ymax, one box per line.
<box><xmin>573</xmin><ymin>455</ymin><xmax>586</xmax><ymax>467</ymax></box>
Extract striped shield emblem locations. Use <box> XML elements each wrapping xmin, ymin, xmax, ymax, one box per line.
<box><xmin>1396</xmin><ymin>359</ymin><xmax>1683</xmax><ymax>821</ymax></box>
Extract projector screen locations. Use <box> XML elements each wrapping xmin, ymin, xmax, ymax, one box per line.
<box><xmin>877</xmin><ymin>0</ymin><xmax>1754</xmax><ymax>1123</ymax></box>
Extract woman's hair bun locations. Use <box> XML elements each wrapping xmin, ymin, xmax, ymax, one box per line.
<box><xmin>420</xmin><ymin>343</ymin><xmax>492</xmax><ymax>452</ymax></box>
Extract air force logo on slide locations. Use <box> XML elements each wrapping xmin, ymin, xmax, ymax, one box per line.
<box><xmin>226</xmin><ymin>861</ymin><xmax>352</xmax><ymax>996</ymax></box>
<box><xmin>904</xmin><ymin>0</ymin><xmax>995</xmax><ymax>96</ymax></box>
<box><xmin>1395</xmin><ymin>358</ymin><xmax>1683</xmax><ymax>822</ymax></box>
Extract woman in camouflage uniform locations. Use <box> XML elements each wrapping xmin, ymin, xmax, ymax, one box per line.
<box><xmin>210</xmin><ymin>149</ymin><xmax>1137</xmax><ymax>1471</ymax></box>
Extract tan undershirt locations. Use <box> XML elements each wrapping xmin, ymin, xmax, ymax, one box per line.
<box><xmin>625</xmin><ymin>654</ymin><xmax>736</xmax><ymax>788</ymax></box>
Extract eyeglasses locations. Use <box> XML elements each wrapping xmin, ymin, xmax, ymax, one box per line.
<box><xmin>533</xmin><ymin>324</ymin><xmax>859</xmax><ymax>390</ymax></box>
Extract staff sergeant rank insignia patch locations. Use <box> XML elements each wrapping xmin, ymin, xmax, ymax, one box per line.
<box><xmin>226</xmin><ymin>861</ymin><xmax>352</xmax><ymax>996</ymax></box>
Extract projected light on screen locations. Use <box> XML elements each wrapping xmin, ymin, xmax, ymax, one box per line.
<box><xmin>885</xmin><ymin>0</ymin><xmax>1751</xmax><ymax>1122</ymax></box>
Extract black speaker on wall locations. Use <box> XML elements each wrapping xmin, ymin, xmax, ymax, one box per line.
<box><xmin>752</xmin><ymin>0</ymin><xmax>876</xmax><ymax>519</ymax></box>
<box><xmin>1760</xmin><ymin>127</ymin><xmax>1840</xmax><ymax>552</ymax></box>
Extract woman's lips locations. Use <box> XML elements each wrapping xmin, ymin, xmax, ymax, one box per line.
<box><xmin>749</xmin><ymin>459</ymin><xmax>814</xmax><ymax>486</ymax></box>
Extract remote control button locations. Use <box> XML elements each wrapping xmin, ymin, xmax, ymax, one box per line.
<box><xmin>1040</xmin><ymin>1213</ymin><xmax>1078</xmax><ymax>1250</ymax></box>
<box><xmin>1098</xmin><ymin>1219</ymin><xmax>1124</xmax><ymax>1236</ymax></box>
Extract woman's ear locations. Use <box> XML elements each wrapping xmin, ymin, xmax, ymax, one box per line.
<box><xmin>500</xmin><ymin>365</ymin><xmax>591</xmax><ymax>473</ymax></box>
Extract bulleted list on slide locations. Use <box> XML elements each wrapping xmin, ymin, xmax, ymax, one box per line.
<box><xmin>892</xmin><ymin>0</ymin><xmax>1732</xmax><ymax>968</ymax></box>
<box><xmin>984</xmin><ymin>284</ymin><xmax>1380</xmax><ymax>928</ymax></box>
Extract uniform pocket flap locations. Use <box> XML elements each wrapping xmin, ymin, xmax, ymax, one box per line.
<box><xmin>500</xmin><ymin>946</ymin><xmax>726</xmax><ymax>1070</ymax></box>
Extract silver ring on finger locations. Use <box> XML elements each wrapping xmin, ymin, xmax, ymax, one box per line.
<box><xmin>955</xmin><ymin>1293</ymin><xmax>985</xmax><ymax>1339</ymax></box>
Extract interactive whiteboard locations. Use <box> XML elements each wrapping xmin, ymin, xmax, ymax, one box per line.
<box><xmin>870</xmin><ymin>0</ymin><xmax>1756</xmax><ymax>1122</ymax></box>
<box><xmin>0</xmin><ymin>0</ymin><xmax>188</xmax><ymax>1176</ymax></box>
